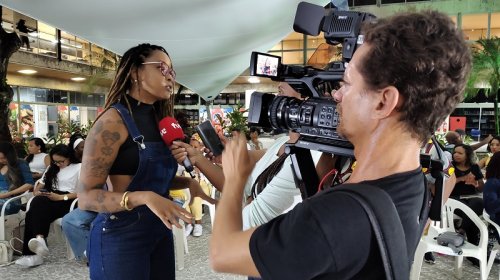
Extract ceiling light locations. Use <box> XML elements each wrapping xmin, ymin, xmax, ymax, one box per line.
<box><xmin>17</xmin><ymin>69</ymin><xmax>37</xmax><ymax>75</ymax></box>
<box><xmin>71</xmin><ymin>77</ymin><xmax>86</xmax><ymax>81</ymax></box>
<box><xmin>248</xmin><ymin>77</ymin><xmax>260</xmax><ymax>84</ymax></box>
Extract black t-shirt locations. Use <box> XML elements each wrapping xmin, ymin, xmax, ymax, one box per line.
<box><xmin>249</xmin><ymin>168</ymin><xmax>425</xmax><ymax>280</ymax></box>
<box><xmin>450</xmin><ymin>164</ymin><xmax>483</xmax><ymax>198</ymax></box>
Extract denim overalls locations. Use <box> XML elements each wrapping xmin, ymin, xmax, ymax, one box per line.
<box><xmin>88</xmin><ymin>103</ymin><xmax>178</xmax><ymax>280</ymax></box>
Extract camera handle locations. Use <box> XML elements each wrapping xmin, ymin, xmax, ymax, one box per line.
<box><xmin>284</xmin><ymin>144</ymin><xmax>320</xmax><ymax>199</ymax></box>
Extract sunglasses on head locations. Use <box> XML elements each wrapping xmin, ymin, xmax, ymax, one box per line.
<box><xmin>142</xmin><ymin>61</ymin><xmax>176</xmax><ymax>79</ymax></box>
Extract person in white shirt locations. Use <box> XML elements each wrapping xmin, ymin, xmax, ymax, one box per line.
<box><xmin>15</xmin><ymin>144</ymin><xmax>81</xmax><ymax>267</ymax></box>
<box><xmin>25</xmin><ymin>137</ymin><xmax>50</xmax><ymax>180</ymax></box>
<box><xmin>248</xmin><ymin>127</ymin><xmax>264</xmax><ymax>150</ymax></box>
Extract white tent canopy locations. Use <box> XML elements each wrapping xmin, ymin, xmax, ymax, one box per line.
<box><xmin>1</xmin><ymin>0</ymin><xmax>329</xmax><ymax>100</ymax></box>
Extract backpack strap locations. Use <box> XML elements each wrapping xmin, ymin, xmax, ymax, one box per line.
<box><xmin>333</xmin><ymin>184</ymin><xmax>410</xmax><ymax>280</ymax></box>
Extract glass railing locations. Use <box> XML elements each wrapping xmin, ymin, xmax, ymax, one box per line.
<box><xmin>3</xmin><ymin>21</ymin><xmax>118</xmax><ymax>70</ymax></box>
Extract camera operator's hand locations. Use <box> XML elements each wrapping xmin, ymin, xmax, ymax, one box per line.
<box><xmin>278</xmin><ymin>82</ymin><xmax>302</xmax><ymax>99</ymax></box>
<box><xmin>222</xmin><ymin>133</ymin><xmax>256</xmax><ymax>188</ymax></box>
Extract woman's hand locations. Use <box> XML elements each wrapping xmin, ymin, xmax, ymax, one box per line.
<box><xmin>145</xmin><ymin>193</ymin><xmax>193</xmax><ymax>230</ymax></box>
<box><xmin>188</xmin><ymin>179</ymin><xmax>218</xmax><ymax>205</ymax></box>
<box><xmin>171</xmin><ymin>141</ymin><xmax>204</xmax><ymax>166</ymax></box>
<box><xmin>221</xmin><ymin>134</ymin><xmax>255</xmax><ymax>188</ymax></box>
<box><xmin>0</xmin><ymin>193</ymin><xmax>9</xmax><ymax>199</ymax></box>
<box><xmin>203</xmin><ymin>147</ymin><xmax>223</xmax><ymax>165</ymax></box>
<box><xmin>45</xmin><ymin>192</ymin><xmax>61</xmax><ymax>201</ymax></box>
<box><xmin>464</xmin><ymin>173</ymin><xmax>478</xmax><ymax>186</ymax></box>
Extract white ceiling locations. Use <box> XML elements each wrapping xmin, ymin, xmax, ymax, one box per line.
<box><xmin>0</xmin><ymin>0</ymin><xmax>329</xmax><ymax>100</ymax></box>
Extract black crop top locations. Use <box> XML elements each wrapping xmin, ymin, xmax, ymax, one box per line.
<box><xmin>109</xmin><ymin>95</ymin><xmax>163</xmax><ymax>175</ymax></box>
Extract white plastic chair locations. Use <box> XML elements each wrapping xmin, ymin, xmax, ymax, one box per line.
<box><xmin>482</xmin><ymin>210</ymin><xmax>500</xmax><ymax>280</ymax></box>
<box><xmin>26</xmin><ymin>196</ymin><xmax>78</xmax><ymax>259</ymax></box>
<box><xmin>411</xmin><ymin>199</ymin><xmax>496</xmax><ymax>280</ymax></box>
<box><xmin>172</xmin><ymin>189</ymin><xmax>190</xmax><ymax>271</ymax></box>
<box><xmin>0</xmin><ymin>191</ymin><xmax>32</xmax><ymax>241</ymax></box>
<box><xmin>201</xmin><ymin>182</ymin><xmax>216</xmax><ymax>229</ymax></box>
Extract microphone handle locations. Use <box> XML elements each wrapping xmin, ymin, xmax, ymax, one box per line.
<box><xmin>183</xmin><ymin>157</ymin><xmax>196</xmax><ymax>179</ymax></box>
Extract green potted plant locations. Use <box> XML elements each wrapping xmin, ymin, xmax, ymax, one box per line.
<box><xmin>219</xmin><ymin>103</ymin><xmax>248</xmax><ymax>137</ymax></box>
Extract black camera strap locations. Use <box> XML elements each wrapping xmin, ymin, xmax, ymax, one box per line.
<box><xmin>333</xmin><ymin>183</ymin><xmax>429</xmax><ymax>280</ymax></box>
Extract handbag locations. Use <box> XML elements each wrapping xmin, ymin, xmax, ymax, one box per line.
<box><xmin>435</xmin><ymin>231</ymin><xmax>465</xmax><ymax>254</ymax></box>
<box><xmin>0</xmin><ymin>240</ymin><xmax>13</xmax><ymax>264</ymax></box>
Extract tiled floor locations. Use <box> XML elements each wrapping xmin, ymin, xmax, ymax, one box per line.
<box><xmin>1</xmin><ymin>214</ymin><xmax>499</xmax><ymax>279</ymax></box>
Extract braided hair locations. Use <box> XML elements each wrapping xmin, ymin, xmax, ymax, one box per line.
<box><xmin>95</xmin><ymin>43</ymin><xmax>175</xmax><ymax>124</ymax></box>
<box><xmin>250</xmin><ymin>152</ymin><xmax>289</xmax><ymax>198</ymax></box>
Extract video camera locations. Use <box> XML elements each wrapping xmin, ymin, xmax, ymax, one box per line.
<box><xmin>248</xmin><ymin>2</ymin><xmax>375</xmax><ymax>157</ymax></box>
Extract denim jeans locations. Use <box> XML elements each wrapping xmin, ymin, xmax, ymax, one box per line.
<box><xmin>90</xmin><ymin>206</ymin><xmax>175</xmax><ymax>279</ymax></box>
<box><xmin>61</xmin><ymin>208</ymin><xmax>97</xmax><ymax>260</ymax></box>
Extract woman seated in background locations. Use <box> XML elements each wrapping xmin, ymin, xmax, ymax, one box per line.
<box><xmin>184</xmin><ymin>133</ymin><xmax>213</xmax><ymax>237</ymax></box>
<box><xmin>478</xmin><ymin>136</ymin><xmax>500</xmax><ymax>171</ymax></box>
<box><xmin>0</xmin><ymin>141</ymin><xmax>34</xmax><ymax>214</ymax></box>
<box><xmin>68</xmin><ymin>133</ymin><xmax>85</xmax><ymax>163</ymax></box>
<box><xmin>248</xmin><ymin>127</ymin><xmax>263</xmax><ymax>150</ymax></box>
<box><xmin>15</xmin><ymin>144</ymin><xmax>80</xmax><ymax>267</ymax></box>
<box><xmin>451</xmin><ymin>144</ymin><xmax>485</xmax><ymax>267</ymax></box>
<box><xmin>482</xmin><ymin>152</ymin><xmax>500</xmax><ymax>225</ymax></box>
<box><xmin>25</xmin><ymin>137</ymin><xmax>50</xmax><ymax>180</ymax></box>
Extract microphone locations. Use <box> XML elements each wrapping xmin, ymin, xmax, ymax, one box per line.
<box><xmin>159</xmin><ymin>117</ymin><xmax>196</xmax><ymax>178</ymax></box>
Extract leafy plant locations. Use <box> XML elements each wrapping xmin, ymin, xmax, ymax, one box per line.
<box><xmin>224</xmin><ymin>103</ymin><xmax>248</xmax><ymax>135</ymax></box>
<box><xmin>465</xmin><ymin>37</ymin><xmax>500</xmax><ymax>135</ymax></box>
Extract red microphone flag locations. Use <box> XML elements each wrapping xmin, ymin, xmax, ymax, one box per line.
<box><xmin>159</xmin><ymin>117</ymin><xmax>185</xmax><ymax>146</ymax></box>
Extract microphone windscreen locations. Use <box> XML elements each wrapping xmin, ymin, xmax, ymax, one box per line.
<box><xmin>159</xmin><ymin>117</ymin><xmax>185</xmax><ymax>146</ymax></box>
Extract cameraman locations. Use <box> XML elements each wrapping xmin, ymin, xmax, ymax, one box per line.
<box><xmin>210</xmin><ymin>10</ymin><xmax>471</xmax><ymax>279</ymax></box>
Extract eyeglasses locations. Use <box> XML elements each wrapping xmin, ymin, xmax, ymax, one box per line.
<box><xmin>142</xmin><ymin>61</ymin><xmax>176</xmax><ymax>80</ymax></box>
<box><xmin>53</xmin><ymin>159</ymin><xmax>68</xmax><ymax>165</ymax></box>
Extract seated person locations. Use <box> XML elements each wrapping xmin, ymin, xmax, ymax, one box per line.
<box><xmin>61</xmin><ymin>207</ymin><xmax>97</xmax><ymax>262</ymax></box>
<box><xmin>25</xmin><ymin>137</ymin><xmax>50</xmax><ymax>180</ymax></box>
<box><xmin>451</xmin><ymin>144</ymin><xmax>484</xmax><ymax>266</ymax></box>
<box><xmin>478</xmin><ymin>136</ymin><xmax>500</xmax><ymax>170</ymax></box>
<box><xmin>61</xmin><ymin>132</ymin><xmax>93</xmax><ymax>262</ymax></box>
<box><xmin>482</xmin><ymin>152</ymin><xmax>500</xmax><ymax>225</ymax></box>
<box><xmin>445</xmin><ymin>130</ymin><xmax>493</xmax><ymax>153</ymax></box>
<box><xmin>0</xmin><ymin>141</ymin><xmax>34</xmax><ymax>214</ymax></box>
<box><xmin>248</xmin><ymin>127</ymin><xmax>263</xmax><ymax>150</ymax></box>
<box><xmin>68</xmin><ymin>133</ymin><xmax>86</xmax><ymax>163</ymax></box>
<box><xmin>15</xmin><ymin>144</ymin><xmax>80</xmax><ymax>267</ymax></box>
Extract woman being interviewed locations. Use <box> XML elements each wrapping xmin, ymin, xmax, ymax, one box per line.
<box><xmin>78</xmin><ymin>43</ymin><xmax>194</xmax><ymax>279</ymax></box>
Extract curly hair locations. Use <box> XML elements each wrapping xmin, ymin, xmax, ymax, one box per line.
<box><xmin>452</xmin><ymin>144</ymin><xmax>475</xmax><ymax>167</ymax></box>
<box><xmin>360</xmin><ymin>11</ymin><xmax>472</xmax><ymax>142</ymax></box>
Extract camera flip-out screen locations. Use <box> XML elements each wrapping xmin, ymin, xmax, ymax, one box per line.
<box><xmin>250</xmin><ymin>52</ymin><xmax>281</xmax><ymax>78</ymax></box>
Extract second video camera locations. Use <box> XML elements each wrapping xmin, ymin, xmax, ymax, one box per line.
<box><xmin>248</xmin><ymin>2</ymin><xmax>375</xmax><ymax>156</ymax></box>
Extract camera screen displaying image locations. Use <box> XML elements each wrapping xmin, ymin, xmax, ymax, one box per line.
<box><xmin>250</xmin><ymin>52</ymin><xmax>281</xmax><ymax>78</ymax></box>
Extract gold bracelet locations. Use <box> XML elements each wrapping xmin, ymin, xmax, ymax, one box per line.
<box><xmin>120</xmin><ymin>191</ymin><xmax>133</xmax><ymax>211</ymax></box>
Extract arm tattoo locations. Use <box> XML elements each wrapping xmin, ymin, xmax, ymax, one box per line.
<box><xmin>101</xmin><ymin>130</ymin><xmax>121</xmax><ymax>155</ymax></box>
